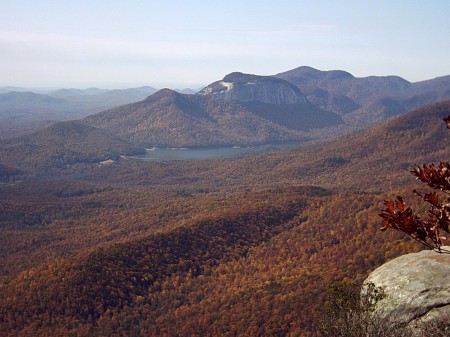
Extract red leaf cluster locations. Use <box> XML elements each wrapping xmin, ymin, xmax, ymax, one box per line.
<box><xmin>412</xmin><ymin>162</ymin><xmax>450</xmax><ymax>192</ymax></box>
<box><xmin>379</xmin><ymin>196</ymin><xmax>448</xmax><ymax>251</ymax></box>
<box><xmin>379</xmin><ymin>116</ymin><xmax>450</xmax><ymax>253</ymax></box>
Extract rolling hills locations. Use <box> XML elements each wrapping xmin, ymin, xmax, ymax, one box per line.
<box><xmin>1</xmin><ymin>99</ymin><xmax>449</xmax><ymax>336</ymax></box>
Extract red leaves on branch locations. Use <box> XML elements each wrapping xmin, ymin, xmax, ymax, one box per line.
<box><xmin>380</xmin><ymin>197</ymin><xmax>428</xmax><ymax>243</ymax></box>
<box><xmin>423</xmin><ymin>192</ymin><xmax>439</xmax><ymax>206</ymax></box>
<box><xmin>379</xmin><ymin>195</ymin><xmax>448</xmax><ymax>252</ymax></box>
<box><xmin>412</xmin><ymin>162</ymin><xmax>450</xmax><ymax>192</ymax></box>
<box><xmin>379</xmin><ymin>116</ymin><xmax>450</xmax><ymax>253</ymax></box>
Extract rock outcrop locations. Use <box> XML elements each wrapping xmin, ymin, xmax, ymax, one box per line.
<box><xmin>365</xmin><ymin>247</ymin><xmax>450</xmax><ymax>335</ymax></box>
<box><xmin>198</xmin><ymin>72</ymin><xmax>307</xmax><ymax>104</ymax></box>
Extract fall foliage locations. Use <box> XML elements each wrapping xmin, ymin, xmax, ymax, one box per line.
<box><xmin>0</xmin><ymin>100</ymin><xmax>449</xmax><ymax>336</ymax></box>
<box><xmin>380</xmin><ymin>116</ymin><xmax>450</xmax><ymax>253</ymax></box>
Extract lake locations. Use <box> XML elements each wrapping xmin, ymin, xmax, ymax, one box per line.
<box><xmin>128</xmin><ymin>143</ymin><xmax>300</xmax><ymax>161</ymax></box>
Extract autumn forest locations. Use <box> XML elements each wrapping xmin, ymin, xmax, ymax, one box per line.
<box><xmin>1</xmin><ymin>87</ymin><xmax>450</xmax><ymax>337</ymax></box>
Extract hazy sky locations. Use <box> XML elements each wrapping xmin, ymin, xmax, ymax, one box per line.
<box><xmin>1</xmin><ymin>0</ymin><xmax>449</xmax><ymax>89</ymax></box>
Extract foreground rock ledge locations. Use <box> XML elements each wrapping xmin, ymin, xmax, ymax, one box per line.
<box><xmin>365</xmin><ymin>246</ymin><xmax>450</xmax><ymax>333</ymax></box>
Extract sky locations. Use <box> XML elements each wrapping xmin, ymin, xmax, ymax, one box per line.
<box><xmin>1</xmin><ymin>0</ymin><xmax>449</xmax><ymax>89</ymax></box>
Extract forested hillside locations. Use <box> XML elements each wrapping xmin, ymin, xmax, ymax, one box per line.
<box><xmin>0</xmin><ymin>100</ymin><xmax>449</xmax><ymax>336</ymax></box>
<box><xmin>83</xmin><ymin>86</ymin><xmax>342</xmax><ymax>148</ymax></box>
<box><xmin>0</xmin><ymin>121</ymin><xmax>145</xmax><ymax>173</ymax></box>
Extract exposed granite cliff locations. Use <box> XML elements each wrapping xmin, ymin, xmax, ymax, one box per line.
<box><xmin>198</xmin><ymin>72</ymin><xmax>307</xmax><ymax>104</ymax></box>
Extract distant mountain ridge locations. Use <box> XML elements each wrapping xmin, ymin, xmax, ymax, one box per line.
<box><xmin>49</xmin><ymin>88</ymin><xmax>110</xmax><ymax>97</ymax></box>
<box><xmin>1</xmin><ymin>66</ymin><xmax>449</xmax><ymax>148</ymax></box>
<box><xmin>81</xmin><ymin>67</ymin><xmax>450</xmax><ymax>148</ymax></box>
<box><xmin>0</xmin><ymin>86</ymin><xmax>159</xmax><ymax>138</ymax></box>
<box><xmin>83</xmin><ymin>74</ymin><xmax>343</xmax><ymax>147</ymax></box>
<box><xmin>276</xmin><ymin>66</ymin><xmax>412</xmax><ymax>102</ymax></box>
<box><xmin>275</xmin><ymin>66</ymin><xmax>450</xmax><ymax>125</ymax></box>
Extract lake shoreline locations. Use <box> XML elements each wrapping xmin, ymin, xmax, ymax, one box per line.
<box><xmin>127</xmin><ymin>142</ymin><xmax>303</xmax><ymax>161</ymax></box>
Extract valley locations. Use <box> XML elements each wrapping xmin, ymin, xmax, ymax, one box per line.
<box><xmin>1</xmin><ymin>67</ymin><xmax>450</xmax><ymax>336</ymax></box>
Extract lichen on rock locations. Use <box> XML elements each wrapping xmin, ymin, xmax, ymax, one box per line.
<box><xmin>365</xmin><ymin>247</ymin><xmax>450</xmax><ymax>335</ymax></box>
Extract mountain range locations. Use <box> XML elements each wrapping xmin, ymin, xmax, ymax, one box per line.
<box><xmin>2</xmin><ymin>67</ymin><xmax>449</xmax><ymax>147</ymax></box>
<box><xmin>83</xmin><ymin>80</ymin><xmax>341</xmax><ymax>147</ymax></box>
<box><xmin>0</xmin><ymin>66</ymin><xmax>449</xmax><ymax>175</ymax></box>
<box><xmin>276</xmin><ymin>66</ymin><xmax>450</xmax><ymax>125</ymax></box>
<box><xmin>81</xmin><ymin>68</ymin><xmax>450</xmax><ymax>147</ymax></box>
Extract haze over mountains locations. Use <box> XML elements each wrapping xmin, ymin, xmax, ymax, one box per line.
<box><xmin>1</xmin><ymin>66</ymin><xmax>449</xmax><ymax>148</ymax></box>
<box><xmin>0</xmin><ymin>86</ymin><xmax>159</xmax><ymax>137</ymax></box>
<box><xmin>0</xmin><ymin>86</ymin><xmax>195</xmax><ymax>138</ymax></box>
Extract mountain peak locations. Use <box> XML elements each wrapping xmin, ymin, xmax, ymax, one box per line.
<box><xmin>276</xmin><ymin>66</ymin><xmax>354</xmax><ymax>81</ymax></box>
<box><xmin>143</xmin><ymin>88</ymin><xmax>183</xmax><ymax>103</ymax></box>
<box><xmin>149</xmin><ymin>88</ymin><xmax>180</xmax><ymax>97</ymax></box>
<box><xmin>222</xmin><ymin>72</ymin><xmax>261</xmax><ymax>83</ymax></box>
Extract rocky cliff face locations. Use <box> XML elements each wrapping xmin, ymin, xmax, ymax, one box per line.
<box><xmin>365</xmin><ymin>247</ymin><xmax>450</xmax><ymax>335</ymax></box>
<box><xmin>198</xmin><ymin>72</ymin><xmax>307</xmax><ymax>104</ymax></box>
